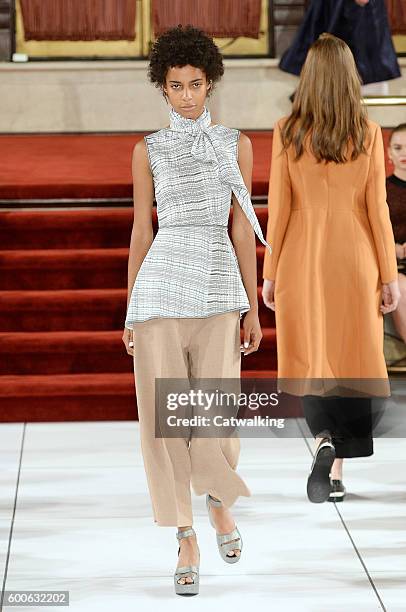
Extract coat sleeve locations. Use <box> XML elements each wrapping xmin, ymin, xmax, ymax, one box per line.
<box><xmin>366</xmin><ymin>124</ymin><xmax>398</xmax><ymax>284</ymax></box>
<box><xmin>262</xmin><ymin>118</ymin><xmax>292</xmax><ymax>281</ymax></box>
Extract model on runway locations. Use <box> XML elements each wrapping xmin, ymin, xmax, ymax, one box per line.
<box><xmin>123</xmin><ymin>25</ymin><xmax>272</xmax><ymax>595</ymax></box>
<box><xmin>262</xmin><ymin>33</ymin><xmax>400</xmax><ymax>504</ymax></box>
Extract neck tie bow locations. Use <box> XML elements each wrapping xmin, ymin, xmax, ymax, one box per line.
<box><xmin>169</xmin><ymin>106</ymin><xmax>273</xmax><ymax>256</ymax></box>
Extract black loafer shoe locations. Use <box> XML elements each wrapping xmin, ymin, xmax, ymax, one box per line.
<box><xmin>307</xmin><ymin>438</ymin><xmax>336</xmax><ymax>503</ymax></box>
<box><xmin>328</xmin><ymin>479</ymin><xmax>346</xmax><ymax>502</ymax></box>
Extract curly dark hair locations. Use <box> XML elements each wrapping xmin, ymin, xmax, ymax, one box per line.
<box><xmin>147</xmin><ymin>25</ymin><xmax>224</xmax><ymax>98</ymax></box>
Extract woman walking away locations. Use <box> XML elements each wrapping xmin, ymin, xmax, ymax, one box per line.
<box><xmin>262</xmin><ymin>33</ymin><xmax>400</xmax><ymax>504</ymax></box>
<box><xmin>123</xmin><ymin>25</ymin><xmax>272</xmax><ymax>595</ymax></box>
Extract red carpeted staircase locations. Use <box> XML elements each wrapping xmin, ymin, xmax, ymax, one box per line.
<box><xmin>0</xmin><ymin>207</ymin><xmax>277</xmax><ymax>421</ymax></box>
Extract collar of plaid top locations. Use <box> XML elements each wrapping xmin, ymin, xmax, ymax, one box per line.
<box><xmin>169</xmin><ymin>105</ymin><xmax>272</xmax><ymax>256</ymax></box>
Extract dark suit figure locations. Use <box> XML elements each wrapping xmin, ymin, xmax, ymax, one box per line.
<box><xmin>280</xmin><ymin>0</ymin><xmax>401</xmax><ymax>85</ymax></box>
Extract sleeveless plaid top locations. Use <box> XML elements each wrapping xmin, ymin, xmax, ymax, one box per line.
<box><xmin>125</xmin><ymin>105</ymin><xmax>272</xmax><ymax>327</ymax></box>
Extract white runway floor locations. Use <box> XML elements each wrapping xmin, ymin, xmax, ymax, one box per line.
<box><xmin>0</xmin><ymin>419</ymin><xmax>404</xmax><ymax>611</ymax></box>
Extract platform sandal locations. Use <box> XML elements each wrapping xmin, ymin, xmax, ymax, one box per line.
<box><xmin>174</xmin><ymin>527</ymin><xmax>200</xmax><ymax>596</ymax></box>
<box><xmin>206</xmin><ymin>494</ymin><xmax>243</xmax><ymax>564</ymax></box>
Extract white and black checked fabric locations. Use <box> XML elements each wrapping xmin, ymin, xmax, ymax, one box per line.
<box><xmin>124</xmin><ymin>105</ymin><xmax>272</xmax><ymax>326</ymax></box>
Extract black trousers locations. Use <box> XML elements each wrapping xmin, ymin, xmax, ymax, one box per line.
<box><xmin>302</xmin><ymin>395</ymin><xmax>373</xmax><ymax>458</ymax></box>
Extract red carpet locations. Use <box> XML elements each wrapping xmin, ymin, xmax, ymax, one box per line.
<box><xmin>0</xmin><ymin>208</ymin><xmax>277</xmax><ymax>421</ymax></box>
<box><xmin>0</xmin><ymin>130</ymin><xmax>394</xmax><ymax>200</ymax></box>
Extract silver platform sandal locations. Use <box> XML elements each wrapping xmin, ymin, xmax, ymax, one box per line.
<box><xmin>174</xmin><ymin>527</ymin><xmax>200</xmax><ymax>596</ymax></box>
<box><xmin>206</xmin><ymin>494</ymin><xmax>243</xmax><ymax>564</ymax></box>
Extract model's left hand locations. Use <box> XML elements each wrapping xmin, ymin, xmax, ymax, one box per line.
<box><xmin>241</xmin><ymin>309</ymin><xmax>263</xmax><ymax>355</ymax></box>
<box><xmin>262</xmin><ymin>279</ymin><xmax>275</xmax><ymax>311</ymax></box>
<box><xmin>354</xmin><ymin>0</ymin><xmax>369</xmax><ymax>6</ymax></box>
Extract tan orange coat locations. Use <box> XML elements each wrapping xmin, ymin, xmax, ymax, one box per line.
<box><xmin>262</xmin><ymin>117</ymin><xmax>398</xmax><ymax>396</ymax></box>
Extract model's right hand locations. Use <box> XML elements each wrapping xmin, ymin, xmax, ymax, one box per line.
<box><xmin>354</xmin><ymin>0</ymin><xmax>369</xmax><ymax>6</ymax></box>
<box><xmin>380</xmin><ymin>279</ymin><xmax>401</xmax><ymax>315</ymax></box>
<box><xmin>395</xmin><ymin>243</ymin><xmax>405</xmax><ymax>260</ymax></box>
<box><xmin>123</xmin><ymin>327</ymin><xmax>134</xmax><ymax>356</ymax></box>
<box><xmin>262</xmin><ymin>279</ymin><xmax>275</xmax><ymax>311</ymax></box>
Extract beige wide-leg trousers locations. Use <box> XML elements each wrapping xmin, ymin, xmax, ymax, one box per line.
<box><xmin>132</xmin><ymin>310</ymin><xmax>251</xmax><ymax>526</ymax></box>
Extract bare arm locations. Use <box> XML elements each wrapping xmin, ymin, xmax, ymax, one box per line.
<box><xmin>231</xmin><ymin>132</ymin><xmax>258</xmax><ymax>313</ymax></box>
<box><xmin>126</xmin><ymin>138</ymin><xmax>155</xmax><ymax>310</ymax></box>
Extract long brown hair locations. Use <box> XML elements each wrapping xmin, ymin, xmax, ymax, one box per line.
<box><xmin>281</xmin><ymin>33</ymin><xmax>370</xmax><ymax>163</ymax></box>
